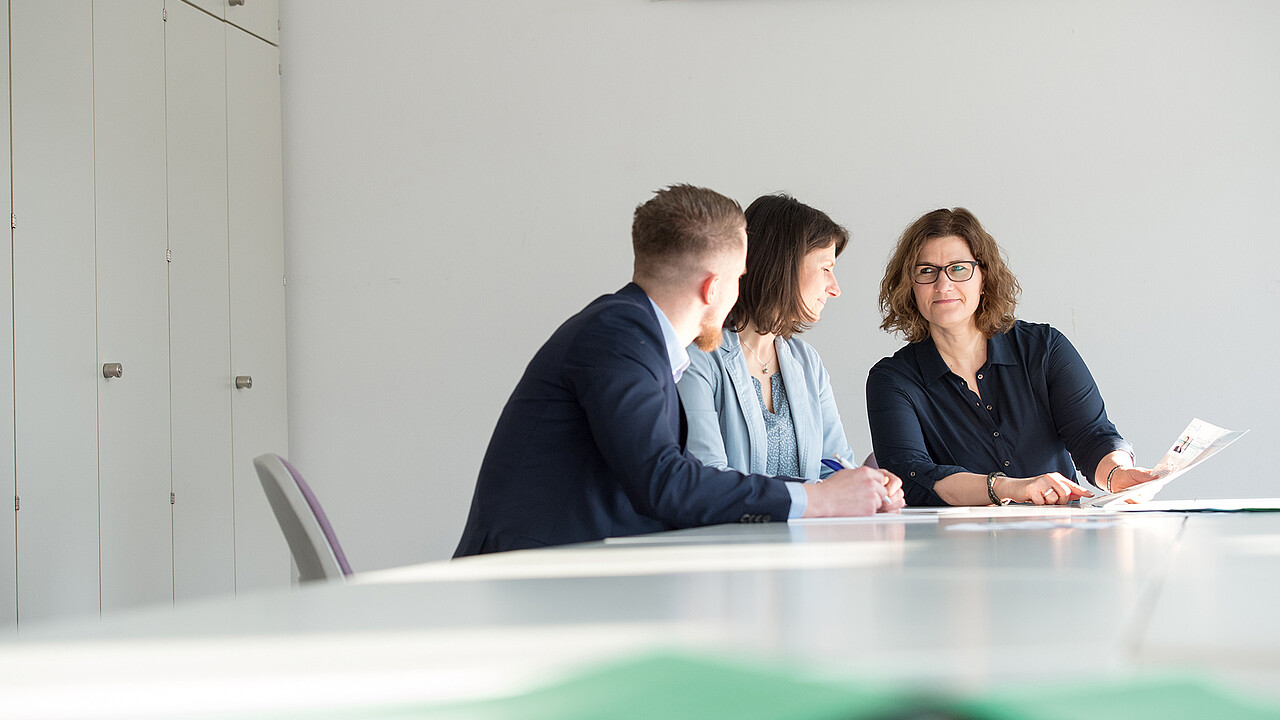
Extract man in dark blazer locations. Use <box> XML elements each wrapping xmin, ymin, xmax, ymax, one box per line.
<box><xmin>454</xmin><ymin>185</ymin><xmax>903</xmax><ymax>557</ymax></box>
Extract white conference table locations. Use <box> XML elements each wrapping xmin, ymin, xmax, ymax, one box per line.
<box><xmin>2</xmin><ymin>504</ymin><xmax>1279</xmax><ymax>718</ymax></box>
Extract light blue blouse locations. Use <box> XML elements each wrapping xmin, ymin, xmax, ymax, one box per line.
<box><xmin>753</xmin><ymin>372</ymin><xmax>801</xmax><ymax>477</ymax></box>
<box><xmin>677</xmin><ymin>328</ymin><xmax>856</xmax><ymax>481</ymax></box>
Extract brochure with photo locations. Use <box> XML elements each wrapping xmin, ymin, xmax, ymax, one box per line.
<box><xmin>1079</xmin><ymin>418</ymin><xmax>1248</xmax><ymax>509</ymax></box>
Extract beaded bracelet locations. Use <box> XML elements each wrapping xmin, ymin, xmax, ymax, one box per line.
<box><xmin>986</xmin><ymin>471</ymin><xmax>1006</xmax><ymax>505</ymax></box>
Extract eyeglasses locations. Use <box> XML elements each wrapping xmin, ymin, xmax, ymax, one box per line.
<box><xmin>913</xmin><ymin>261</ymin><xmax>979</xmax><ymax>284</ymax></box>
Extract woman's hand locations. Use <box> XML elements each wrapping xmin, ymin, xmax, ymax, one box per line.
<box><xmin>878</xmin><ymin>470</ymin><xmax>906</xmax><ymax>514</ymax></box>
<box><xmin>1094</xmin><ymin>451</ymin><xmax>1160</xmax><ymax>499</ymax></box>
<box><xmin>995</xmin><ymin>472</ymin><xmax>1094</xmax><ymax>505</ymax></box>
<box><xmin>1107</xmin><ymin>466</ymin><xmax>1161</xmax><ymax>493</ymax></box>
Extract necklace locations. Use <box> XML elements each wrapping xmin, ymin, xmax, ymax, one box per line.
<box><xmin>741</xmin><ymin>336</ymin><xmax>774</xmax><ymax>374</ymax></box>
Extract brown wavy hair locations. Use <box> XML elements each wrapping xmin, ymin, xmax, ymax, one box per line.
<box><xmin>726</xmin><ymin>194</ymin><xmax>848</xmax><ymax>340</ymax></box>
<box><xmin>878</xmin><ymin>208</ymin><xmax>1020</xmax><ymax>343</ymax></box>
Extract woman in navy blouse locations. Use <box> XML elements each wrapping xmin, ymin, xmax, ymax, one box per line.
<box><xmin>866</xmin><ymin>208</ymin><xmax>1158</xmax><ymax>506</ymax></box>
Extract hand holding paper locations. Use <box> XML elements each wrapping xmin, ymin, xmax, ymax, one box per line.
<box><xmin>1080</xmin><ymin>418</ymin><xmax>1248</xmax><ymax>509</ymax></box>
<box><xmin>1106</xmin><ymin>466</ymin><xmax>1161</xmax><ymax>494</ymax></box>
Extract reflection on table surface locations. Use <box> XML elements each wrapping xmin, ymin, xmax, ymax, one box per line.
<box><xmin>2</xmin><ymin>506</ymin><xmax>1279</xmax><ymax>719</ymax></box>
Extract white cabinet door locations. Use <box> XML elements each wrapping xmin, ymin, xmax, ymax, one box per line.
<box><xmin>0</xmin><ymin>0</ymin><xmax>16</xmax><ymax>632</ymax></box>
<box><xmin>225</xmin><ymin>0</ymin><xmax>277</xmax><ymax>45</ymax></box>
<box><xmin>94</xmin><ymin>0</ymin><xmax>175</xmax><ymax>614</ymax></box>
<box><xmin>166</xmin><ymin>0</ymin><xmax>236</xmax><ymax>602</ymax></box>
<box><xmin>182</xmin><ymin>0</ymin><xmax>222</xmax><ymax>20</ymax></box>
<box><xmin>11</xmin><ymin>0</ymin><xmax>100</xmax><ymax>623</ymax></box>
<box><xmin>228</xmin><ymin>27</ymin><xmax>290</xmax><ymax>592</ymax></box>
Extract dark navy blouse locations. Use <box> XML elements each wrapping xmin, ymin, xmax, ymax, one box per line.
<box><xmin>866</xmin><ymin>321</ymin><xmax>1132</xmax><ymax>506</ymax></box>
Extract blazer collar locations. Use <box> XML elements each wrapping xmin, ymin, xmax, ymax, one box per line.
<box><xmin>645</xmin><ymin>297</ymin><xmax>690</xmax><ymax>381</ymax></box>
<box><xmin>720</xmin><ymin>329</ymin><xmax>770</xmax><ymax>472</ymax></box>
<box><xmin>618</xmin><ymin>282</ymin><xmax>649</xmax><ymax>303</ymax></box>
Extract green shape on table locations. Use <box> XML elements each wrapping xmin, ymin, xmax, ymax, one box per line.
<box><xmin>956</xmin><ymin>674</ymin><xmax>1280</xmax><ymax>720</ymax></box>
<box><xmin>261</xmin><ymin>651</ymin><xmax>1280</xmax><ymax>720</ymax></box>
<box><xmin>418</xmin><ymin>652</ymin><xmax>908</xmax><ymax>720</ymax></box>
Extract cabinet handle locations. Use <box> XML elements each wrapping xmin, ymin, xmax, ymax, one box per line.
<box><xmin>235</xmin><ymin>375</ymin><xmax>253</xmax><ymax>389</ymax></box>
<box><xmin>103</xmin><ymin>363</ymin><xmax>124</xmax><ymax>379</ymax></box>
<box><xmin>229</xmin><ymin>0</ymin><xmax>245</xmax><ymax>5</ymax></box>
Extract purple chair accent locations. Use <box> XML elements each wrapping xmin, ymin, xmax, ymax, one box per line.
<box><xmin>279</xmin><ymin>456</ymin><xmax>353</xmax><ymax>576</ymax></box>
<box><xmin>254</xmin><ymin>453</ymin><xmax>352</xmax><ymax>581</ymax></box>
<box><xmin>862</xmin><ymin>452</ymin><xmax>879</xmax><ymax>469</ymax></box>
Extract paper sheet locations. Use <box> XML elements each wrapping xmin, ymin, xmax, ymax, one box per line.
<box><xmin>1079</xmin><ymin>418</ymin><xmax>1248</xmax><ymax>509</ymax></box>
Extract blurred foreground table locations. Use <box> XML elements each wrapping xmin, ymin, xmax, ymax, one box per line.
<box><xmin>2</xmin><ymin>505</ymin><xmax>1278</xmax><ymax>718</ymax></box>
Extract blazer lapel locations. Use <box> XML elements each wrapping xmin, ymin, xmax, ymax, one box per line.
<box><xmin>775</xmin><ymin>339</ymin><xmax>814</xmax><ymax>477</ymax></box>
<box><xmin>724</xmin><ymin>332</ymin><xmax>769</xmax><ymax>474</ymax></box>
<box><xmin>677</xmin><ymin>393</ymin><xmax>688</xmax><ymax>449</ymax></box>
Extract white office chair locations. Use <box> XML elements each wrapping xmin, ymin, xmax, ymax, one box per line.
<box><xmin>254</xmin><ymin>453</ymin><xmax>353</xmax><ymax>583</ymax></box>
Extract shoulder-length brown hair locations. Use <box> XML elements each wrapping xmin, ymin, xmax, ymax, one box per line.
<box><xmin>726</xmin><ymin>194</ymin><xmax>848</xmax><ymax>340</ymax></box>
<box><xmin>878</xmin><ymin>207</ymin><xmax>1020</xmax><ymax>343</ymax></box>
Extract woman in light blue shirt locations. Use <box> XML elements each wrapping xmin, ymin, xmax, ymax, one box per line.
<box><xmin>677</xmin><ymin>194</ymin><xmax>856</xmax><ymax>480</ymax></box>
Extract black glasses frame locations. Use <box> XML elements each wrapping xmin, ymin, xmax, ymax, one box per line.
<box><xmin>913</xmin><ymin>260</ymin><xmax>979</xmax><ymax>284</ymax></box>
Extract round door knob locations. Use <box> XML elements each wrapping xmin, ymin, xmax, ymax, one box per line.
<box><xmin>235</xmin><ymin>375</ymin><xmax>253</xmax><ymax>389</ymax></box>
<box><xmin>103</xmin><ymin>363</ymin><xmax>124</xmax><ymax>379</ymax></box>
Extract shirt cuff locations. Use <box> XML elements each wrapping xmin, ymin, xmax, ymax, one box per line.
<box><xmin>786</xmin><ymin>481</ymin><xmax>807</xmax><ymax>519</ymax></box>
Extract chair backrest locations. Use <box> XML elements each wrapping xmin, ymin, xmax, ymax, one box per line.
<box><xmin>253</xmin><ymin>453</ymin><xmax>353</xmax><ymax>582</ymax></box>
<box><xmin>863</xmin><ymin>452</ymin><xmax>879</xmax><ymax>469</ymax></box>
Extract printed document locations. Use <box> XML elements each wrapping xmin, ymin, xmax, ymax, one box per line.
<box><xmin>1079</xmin><ymin>418</ymin><xmax>1247</xmax><ymax>508</ymax></box>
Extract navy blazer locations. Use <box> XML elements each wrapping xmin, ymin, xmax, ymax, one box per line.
<box><xmin>454</xmin><ymin>283</ymin><xmax>794</xmax><ymax>557</ymax></box>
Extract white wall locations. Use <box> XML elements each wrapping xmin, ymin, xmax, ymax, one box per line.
<box><xmin>279</xmin><ymin>0</ymin><xmax>1280</xmax><ymax>569</ymax></box>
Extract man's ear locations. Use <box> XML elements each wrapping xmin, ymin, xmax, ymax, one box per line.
<box><xmin>699</xmin><ymin>272</ymin><xmax>719</xmax><ymax>307</ymax></box>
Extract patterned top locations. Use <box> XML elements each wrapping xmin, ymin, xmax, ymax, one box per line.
<box><xmin>751</xmin><ymin>372</ymin><xmax>801</xmax><ymax>477</ymax></box>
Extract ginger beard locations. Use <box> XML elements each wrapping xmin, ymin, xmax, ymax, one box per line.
<box><xmin>693</xmin><ymin>307</ymin><xmax>725</xmax><ymax>352</ymax></box>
